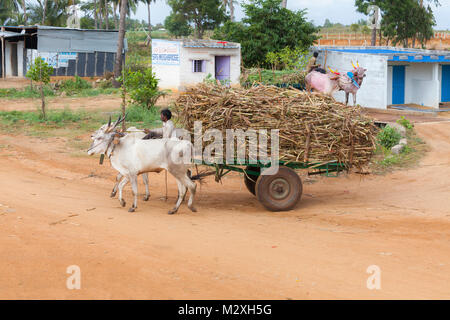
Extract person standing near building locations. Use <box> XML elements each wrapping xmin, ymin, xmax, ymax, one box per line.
<box><xmin>306</xmin><ymin>52</ymin><xmax>326</xmax><ymax>74</ymax></box>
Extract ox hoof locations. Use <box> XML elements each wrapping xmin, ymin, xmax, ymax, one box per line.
<box><xmin>128</xmin><ymin>207</ymin><xmax>136</xmax><ymax>213</ymax></box>
<box><xmin>168</xmin><ymin>208</ymin><xmax>177</xmax><ymax>215</ymax></box>
<box><xmin>143</xmin><ymin>195</ymin><xmax>150</xmax><ymax>201</ymax></box>
<box><xmin>120</xmin><ymin>199</ymin><xmax>126</xmax><ymax>207</ymax></box>
<box><xmin>188</xmin><ymin>206</ymin><xmax>197</xmax><ymax>213</ymax></box>
<box><xmin>110</xmin><ymin>191</ymin><xmax>117</xmax><ymax>198</ymax></box>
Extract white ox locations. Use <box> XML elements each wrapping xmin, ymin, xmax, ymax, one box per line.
<box><xmin>91</xmin><ymin>124</ymin><xmax>150</xmax><ymax>201</ymax></box>
<box><xmin>88</xmin><ymin>116</ymin><xmax>197</xmax><ymax>214</ymax></box>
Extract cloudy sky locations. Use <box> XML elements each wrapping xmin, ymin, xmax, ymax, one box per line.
<box><xmin>131</xmin><ymin>0</ymin><xmax>450</xmax><ymax>30</ymax></box>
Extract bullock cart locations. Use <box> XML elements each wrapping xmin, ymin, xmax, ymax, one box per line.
<box><xmin>194</xmin><ymin>159</ymin><xmax>346</xmax><ymax>212</ymax></box>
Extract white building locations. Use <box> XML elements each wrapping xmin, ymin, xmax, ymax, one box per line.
<box><xmin>313</xmin><ymin>46</ymin><xmax>450</xmax><ymax>109</ymax></box>
<box><xmin>0</xmin><ymin>25</ymin><xmax>125</xmax><ymax>78</ymax></box>
<box><xmin>152</xmin><ymin>39</ymin><xmax>241</xmax><ymax>91</ymax></box>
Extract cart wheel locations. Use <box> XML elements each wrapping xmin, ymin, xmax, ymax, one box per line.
<box><xmin>255</xmin><ymin>166</ymin><xmax>302</xmax><ymax>211</ymax></box>
<box><xmin>244</xmin><ymin>166</ymin><xmax>260</xmax><ymax>196</ymax></box>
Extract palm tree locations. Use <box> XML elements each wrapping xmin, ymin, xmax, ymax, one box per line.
<box><xmin>0</xmin><ymin>1</ymin><xmax>19</xmax><ymax>25</ymax></box>
<box><xmin>222</xmin><ymin>0</ymin><xmax>235</xmax><ymax>22</ymax></box>
<box><xmin>21</xmin><ymin>0</ymin><xmax>28</xmax><ymax>25</ymax></box>
<box><xmin>29</xmin><ymin>0</ymin><xmax>69</xmax><ymax>26</ymax></box>
<box><xmin>143</xmin><ymin>0</ymin><xmax>157</xmax><ymax>46</ymax></box>
<box><xmin>113</xmin><ymin>0</ymin><xmax>128</xmax><ymax>86</ymax></box>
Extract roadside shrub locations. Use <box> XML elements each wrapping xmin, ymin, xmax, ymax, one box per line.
<box><xmin>377</xmin><ymin>126</ymin><xmax>402</xmax><ymax>149</ymax></box>
<box><xmin>59</xmin><ymin>76</ymin><xmax>92</xmax><ymax>95</ymax></box>
<box><xmin>125</xmin><ymin>104</ymin><xmax>161</xmax><ymax>127</ymax></box>
<box><xmin>396</xmin><ymin>116</ymin><xmax>413</xmax><ymax>130</ymax></box>
<box><xmin>121</xmin><ymin>69</ymin><xmax>167</xmax><ymax>110</ymax></box>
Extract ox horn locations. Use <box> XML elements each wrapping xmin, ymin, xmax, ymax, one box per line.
<box><xmin>351</xmin><ymin>61</ymin><xmax>357</xmax><ymax>69</ymax></box>
<box><xmin>108</xmin><ymin>115</ymin><xmax>111</xmax><ymax>127</ymax></box>
<box><xmin>357</xmin><ymin>61</ymin><xmax>360</xmax><ymax>67</ymax></box>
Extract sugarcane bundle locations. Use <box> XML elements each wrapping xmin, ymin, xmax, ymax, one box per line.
<box><xmin>174</xmin><ymin>83</ymin><xmax>377</xmax><ymax>168</ymax></box>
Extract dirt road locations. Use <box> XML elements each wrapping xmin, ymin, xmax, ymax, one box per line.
<box><xmin>0</xmin><ymin>121</ymin><xmax>449</xmax><ymax>299</ymax></box>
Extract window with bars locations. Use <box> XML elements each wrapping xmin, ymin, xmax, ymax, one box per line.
<box><xmin>192</xmin><ymin>60</ymin><xmax>205</xmax><ymax>73</ymax></box>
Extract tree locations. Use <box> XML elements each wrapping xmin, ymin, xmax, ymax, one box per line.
<box><xmin>113</xmin><ymin>0</ymin><xmax>127</xmax><ymax>87</ymax></box>
<box><xmin>29</xmin><ymin>0</ymin><xmax>70</xmax><ymax>26</ymax></box>
<box><xmin>381</xmin><ymin>0</ymin><xmax>435</xmax><ymax>48</ymax></box>
<box><xmin>354</xmin><ymin>0</ymin><xmax>439</xmax><ymax>46</ymax></box>
<box><xmin>350</xmin><ymin>23</ymin><xmax>360</xmax><ymax>33</ymax></box>
<box><xmin>26</xmin><ymin>57</ymin><xmax>53</xmax><ymax>119</ymax></box>
<box><xmin>164</xmin><ymin>12</ymin><xmax>192</xmax><ymax>38</ymax></box>
<box><xmin>167</xmin><ymin>0</ymin><xmax>227</xmax><ymax>39</ymax></box>
<box><xmin>214</xmin><ymin>0</ymin><xmax>317</xmax><ymax>67</ymax></box>
<box><xmin>0</xmin><ymin>0</ymin><xmax>19</xmax><ymax>25</ymax></box>
<box><xmin>222</xmin><ymin>0</ymin><xmax>236</xmax><ymax>22</ymax></box>
<box><xmin>142</xmin><ymin>0</ymin><xmax>157</xmax><ymax>46</ymax></box>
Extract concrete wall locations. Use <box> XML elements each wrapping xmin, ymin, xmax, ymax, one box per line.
<box><xmin>153</xmin><ymin>64</ymin><xmax>181</xmax><ymax>91</ymax></box>
<box><xmin>405</xmin><ymin>63</ymin><xmax>440</xmax><ymax>108</ymax></box>
<box><xmin>178</xmin><ymin>46</ymin><xmax>241</xmax><ymax>89</ymax></box>
<box><xmin>317</xmin><ymin>50</ymin><xmax>388</xmax><ymax>109</ymax></box>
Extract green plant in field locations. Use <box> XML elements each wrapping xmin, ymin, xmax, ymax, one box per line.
<box><xmin>59</xmin><ymin>76</ymin><xmax>92</xmax><ymax>95</ymax></box>
<box><xmin>120</xmin><ymin>69</ymin><xmax>167</xmax><ymax>110</ymax></box>
<box><xmin>396</xmin><ymin>116</ymin><xmax>413</xmax><ymax>130</ymax></box>
<box><xmin>377</xmin><ymin>126</ymin><xmax>402</xmax><ymax>149</ymax></box>
<box><xmin>125</xmin><ymin>104</ymin><xmax>162</xmax><ymax>127</ymax></box>
<box><xmin>26</xmin><ymin>57</ymin><xmax>54</xmax><ymax>119</ymax></box>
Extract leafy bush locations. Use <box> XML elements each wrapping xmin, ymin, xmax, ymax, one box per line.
<box><xmin>377</xmin><ymin>126</ymin><xmax>402</xmax><ymax>149</ymax></box>
<box><xmin>121</xmin><ymin>69</ymin><xmax>166</xmax><ymax>109</ymax></box>
<box><xmin>396</xmin><ymin>116</ymin><xmax>413</xmax><ymax>130</ymax></box>
<box><xmin>26</xmin><ymin>57</ymin><xmax>53</xmax><ymax>84</ymax></box>
<box><xmin>125</xmin><ymin>104</ymin><xmax>162</xmax><ymax>127</ymax></box>
<box><xmin>26</xmin><ymin>57</ymin><xmax>54</xmax><ymax>119</ymax></box>
<box><xmin>59</xmin><ymin>76</ymin><xmax>92</xmax><ymax>95</ymax></box>
<box><xmin>213</xmin><ymin>0</ymin><xmax>317</xmax><ymax>67</ymax></box>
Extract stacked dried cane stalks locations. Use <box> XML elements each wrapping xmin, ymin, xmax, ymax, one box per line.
<box><xmin>174</xmin><ymin>83</ymin><xmax>377</xmax><ymax>168</ymax></box>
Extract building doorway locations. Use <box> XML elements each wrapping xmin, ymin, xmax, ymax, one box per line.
<box><xmin>10</xmin><ymin>43</ymin><xmax>18</xmax><ymax>77</ymax></box>
<box><xmin>215</xmin><ymin>56</ymin><xmax>230</xmax><ymax>82</ymax></box>
<box><xmin>442</xmin><ymin>65</ymin><xmax>450</xmax><ymax>103</ymax></box>
<box><xmin>392</xmin><ymin>65</ymin><xmax>405</xmax><ymax>105</ymax></box>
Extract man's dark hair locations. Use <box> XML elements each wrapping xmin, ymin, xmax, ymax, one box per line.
<box><xmin>313</xmin><ymin>52</ymin><xmax>319</xmax><ymax>58</ymax></box>
<box><xmin>161</xmin><ymin>109</ymin><xmax>172</xmax><ymax>120</ymax></box>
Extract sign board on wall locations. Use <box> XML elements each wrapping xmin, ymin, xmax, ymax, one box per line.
<box><xmin>152</xmin><ymin>39</ymin><xmax>180</xmax><ymax>65</ymax></box>
<box><xmin>58</xmin><ymin>52</ymin><xmax>78</xmax><ymax>67</ymax></box>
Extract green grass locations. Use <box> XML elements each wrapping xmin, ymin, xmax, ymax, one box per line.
<box><xmin>371</xmin><ymin>127</ymin><xmax>427</xmax><ymax>174</ymax></box>
<box><xmin>0</xmin><ymin>105</ymin><xmax>162</xmax><ymax>140</ymax></box>
<box><xmin>0</xmin><ymin>84</ymin><xmax>118</xmax><ymax>99</ymax></box>
<box><xmin>0</xmin><ymin>86</ymin><xmax>55</xmax><ymax>99</ymax></box>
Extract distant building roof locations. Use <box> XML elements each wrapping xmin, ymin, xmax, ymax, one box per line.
<box><xmin>182</xmin><ymin>39</ymin><xmax>240</xmax><ymax>49</ymax></box>
<box><xmin>314</xmin><ymin>46</ymin><xmax>450</xmax><ymax>63</ymax></box>
<box><xmin>0</xmin><ymin>30</ymin><xmax>23</xmax><ymax>38</ymax></box>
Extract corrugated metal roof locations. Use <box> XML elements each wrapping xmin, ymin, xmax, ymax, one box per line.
<box><xmin>0</xmin><ymin>31</ymin><xmax>24</xmax><ymax>38</ymax></box>
<box><xmin>182</xmin><ymin>39</ymin><xmax>239</xmax><ymax>49</ymax></box>
<box><xmin>37</xmin><ymin>28</ymin><xmax>126</xmax><ymax>53</ymax></box>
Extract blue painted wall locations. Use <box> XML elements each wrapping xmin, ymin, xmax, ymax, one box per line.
<box><xmin>392</xmin><ymin>66</ymin><xmax>406</xmax><ymax>104</ymax></box>
<box><xmin>442</xmin><ymin>65</ymin><xmax>450</xmax><ymax>102</ymax></box>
